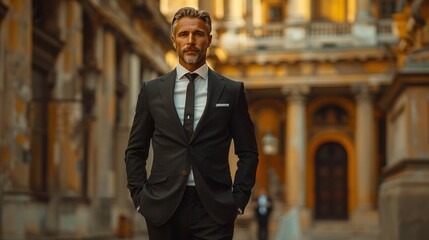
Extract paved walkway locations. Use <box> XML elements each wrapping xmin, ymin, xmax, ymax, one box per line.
<box><xmin>233</xmin><ymin>200</ymin><xmax>380</xmax><ymax>240</ymax></box>
<box><xmin>42</xmin><ymin>200</ymin><xmax>379</xmax><ymax>240</ymax></box>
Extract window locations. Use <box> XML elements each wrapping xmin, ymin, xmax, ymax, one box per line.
<box><xmin>313</xmin><ymin>104</ymin><xmax>349</xmax><ymax>126</ymax></box>
<box><xmin>268</xmin><ymin>5</ymin><xmax>283</xmax><ymax>22</ymax></box>
<box><xmin>313</xmin><ymin>0</ymin><xmax>347</xmax><ymax>22</ymax></box>
<box><xmin>379</xmin><ymin>0</ymin><xmax>396</xmax><ymax>19</ymax></box>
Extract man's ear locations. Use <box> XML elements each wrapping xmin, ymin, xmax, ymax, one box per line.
<box><xmin>171</xmin><ymin>36</ymin><xmax>176</xmax><ymax>49</ymax></box>
<box><xmin>208</xmin><ymin>35</ymin><xmax>212</xmax><ymax>47</ymax></box>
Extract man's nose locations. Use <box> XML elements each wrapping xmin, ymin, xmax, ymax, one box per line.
<box><xmin>187</xmin><ymin>34</ymin><xmax>195</xmax><ymax>44</ymax></box>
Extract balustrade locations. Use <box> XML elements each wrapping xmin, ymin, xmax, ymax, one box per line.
<box><xmin>217</xmin><ymin>20</ymin><xmax>396</xmax><ymax>51</ymax></box>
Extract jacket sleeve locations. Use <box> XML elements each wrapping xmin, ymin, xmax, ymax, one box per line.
<box><xmin>230</xmin><ymin>82</ymin><xmax>259</xmax><ymax>213</ymax></box>
<box><xmin>124</xmin><ymin>82</ymin><xmax>154</xmax><ymax>209</ymax></box>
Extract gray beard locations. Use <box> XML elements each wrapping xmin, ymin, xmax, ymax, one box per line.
<box><xmin>183</xmin><ymin>54</ymin><xmax>199</xmax><ymax>64</ymax></box>
<box><xmin>183</xmin><ymin>56</ymin><xmax>198</xmax><ymax>64</ymax></box>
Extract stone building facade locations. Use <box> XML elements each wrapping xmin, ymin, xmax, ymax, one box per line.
<box><xmin>163</xmin><ymin>0</ymin><xmax>427</xmax><ymax>239</ymax></box>
<box><xmin>1</xmin><ymin>0</ymin><xmax>428</xmax><ymax>239</ymax></box>
<box><xmin>194</xmin><ymin>0</ymin><xmax>398</xmax><ymax>237</ymax></box>
<box><xmin>0</xmin><ymin>0</ymin><xmax>172</xmax><ymax>238</ymax></box>
<box><xmin>378</xmin><ymin>0</ymin><xmax>429</xmax><ymax>239</ymax></box>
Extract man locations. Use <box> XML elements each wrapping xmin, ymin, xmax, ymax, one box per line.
<box><xmin>125</xmin><ymin>7</ymin><xmax>259</xmax><ymax>240</ymax></box>
<box><xmin>254</xmin><ymin>188</ymin><xmax>273</xmax><ymax>240</ymax></box>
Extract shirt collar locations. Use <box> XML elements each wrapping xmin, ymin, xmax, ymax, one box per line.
<box><xmin>176</xmin><ymin>63</ymin><xmax>208</xmax><ymax>81</ymax></box>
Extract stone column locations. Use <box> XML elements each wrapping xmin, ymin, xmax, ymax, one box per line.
<box><xmin>115</xmin><ymin>51</ymin><xmax>132</xmax><ymax>209</ymax></box>
<box><xmin>86</xmin><ymin>26</ymin><xmax>104</xmax><ymax>200</ymax></box>
<box><xmin>128</xmin><ymin>53</ymin><xmax>141</xmax><ymax>124</ymax></box>
<box><xmin>353</xmin><ymin>0</ymin><xmax>376</xmax><ymax>46</ymax></box>
<box><xmin>91</xmin><ymin>29</ymin><xmax>116</xmax><ymax>233</ymax></box>
<box><xmin>250</xmin><ymin>0</ymin><xmax>262</xmax><ymax>26</ymax></box>
<box><xmin>198</xmin><ymin>0</ymin><xmax>211</xmax><ymax>13</ymax></box>
<box><xmin>283</xmin><ymin>86</ymin><xmax>311</xmax><ymax>229</ymax></box>
<box><xmin>223</xmin><ymin>0</ymin><xmax>244</xmax><ymax>28</ymax></box>
<box><xmin>356</xmin><ymin>0</ymin><xmax>373</xmax><ymax>22</ymax></box>
<box><xmin>220</xmin><ymin>0</ymin><xmax>245</xmax><ymax>51</ymax></box>
<box><xmin>355</xmin><ymin>85</ymin><xmax>375</xmax><ymax>209</ymax></box>
<box><xmin>114</xmin><ymin>51</ymin><xmax>141</xmax><ymax>210</ymax></box>
<box><xmin>245</xmin><ymin>0</ymin><xmax>254</xmax><ymax>31</ymax></box>
<box><xmin>97</xmin><ymin>30</ymin><xmax>116</xmax><ymax>199</ymax></box>
<box><xmin>284</xmin><ymin>0</ymin><xmax>309</xmax><ymax>48</ymax></box>
<box><xmin>56</xmin><ymin>0</ymin><xmax>83</xmax><ymax>195</ymax></box>
<box><xmin>287</xmin><ymin>0</ymin><xmax>308</xmax><ymax>22</ymax></box>
<box><xmin>353</xmin><ymin>85</ymin><xmax>377</xmax><ymax>223</ymax></box>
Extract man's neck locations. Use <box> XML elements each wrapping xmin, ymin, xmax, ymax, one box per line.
<box><xmin>179</xmin><ymin>60</ymin><xmax>206</xmax><ymax>72</ymax></box>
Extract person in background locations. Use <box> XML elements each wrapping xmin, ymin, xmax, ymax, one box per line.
<box><xmin>124</xmin><ymin>6</ymin><xmax>259</xmax><ymax>240</ymax></box>
<box><xmin>255</xmin><ymin>188</ymin><xmax>273</xmax><ymax>240</ymax></box>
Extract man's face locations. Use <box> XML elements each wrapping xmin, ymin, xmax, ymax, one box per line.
<box><xmin>171</xmin><ymin>17</ymin><xmax>212</xmax><ymax>71</ymax></box>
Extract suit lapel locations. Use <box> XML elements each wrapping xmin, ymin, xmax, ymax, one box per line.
<box><xmin>191</xmin><ymin>69</ymin><xmax>225</xmax><ymax>142</ymax></box>
<box><xmin>158</xmin><ymin>69</ymin><xmax>188</xmax><ymax>142</ymax></box>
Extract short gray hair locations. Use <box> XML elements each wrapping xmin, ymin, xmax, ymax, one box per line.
<box><xmin>171</xmin><ymin>7</ymin><xmax>212</xmax><ymax>36</ymax></box>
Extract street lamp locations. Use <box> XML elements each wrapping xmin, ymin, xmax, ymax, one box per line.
<box><xmin>262</xmin><ymin>131</ymin><xmax>278</xmax><ymax>156</ymax></box>
<box><xmin>80</xmin><ymin>67</ymin><xmax>100</xmax><ymax>112</ymax></box>
<box><xmin>261</xmin><ymin>131</ymin><xmax>279</xmax><ymax>197</ymax></box>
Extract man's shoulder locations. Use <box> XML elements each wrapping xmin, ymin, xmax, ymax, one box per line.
<box><xmin>210</xmin><ymin>70</ymin><xmax>243</xmax><ymax>86</ymax></box>
<box><xmin>144</xmin><ymin>70</ymin><xmax>176</xmax><ymax>86</ymax></box>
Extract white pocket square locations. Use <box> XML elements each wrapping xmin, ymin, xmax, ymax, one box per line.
<box><xmin>216</xmin><ymin>103</ymin><xmax>229</xmax><ymax>107</ymax></box>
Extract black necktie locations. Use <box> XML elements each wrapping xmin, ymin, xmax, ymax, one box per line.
<box><xmin>184</xmin><ymin>73</ymin><xmax>199</xmax><ymax>139</ymax></box>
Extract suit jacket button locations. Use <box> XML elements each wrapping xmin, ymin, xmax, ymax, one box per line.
<box><xmin>181</xmin><ymin>170</ymin><xmax>188</xmax><ymax>176</ymax></box>
<box><xmin>187</xmin><ymin>145</ymin><xmax>192</xmax><ymax>150</ymax></box>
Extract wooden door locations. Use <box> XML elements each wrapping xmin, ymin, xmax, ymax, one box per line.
<box><xmin>315</xmin><ymin>142</ymin><xmax>348</xmax><ymax>219</ymax></box>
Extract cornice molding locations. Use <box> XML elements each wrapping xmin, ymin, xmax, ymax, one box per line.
<box><xmin>217</xmin><ymin>47</ymin><xmax>394</xmax><ymax>65</ymax></box>
<box><xmin>378</xmin><ymin>72</ymin><xmax>429</xmax><ymax>110</ymax></box>
<box><xmin>381</xmin><ymin>158</ymin><xmax>429</xmax><ymax>181</ymax></box>
<box><xmin>84</xmin><ymin>0</ymin><xmax>172</xmax><ymax>74</ymax></box>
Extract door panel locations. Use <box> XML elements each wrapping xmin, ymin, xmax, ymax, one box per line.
<box><xmin>315</xmin><ymin>142</ymin><xmax>348</xmax><ymax>219</ymax></box>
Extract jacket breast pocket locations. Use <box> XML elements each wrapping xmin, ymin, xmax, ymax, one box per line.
<box><xmin>213</xmin><ymin>103</ymin><xmax>232</xmax><ymax>119</ymax></box>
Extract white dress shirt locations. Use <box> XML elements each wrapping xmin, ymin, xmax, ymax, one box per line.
<box><xmin>174</xmin><ymin>63</ymin><xmax>208</xmax><ymax>186</ymax></box>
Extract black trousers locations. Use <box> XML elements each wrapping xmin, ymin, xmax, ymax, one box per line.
<box><xmin>145</xmin><ymin>186</ymin><xmax>235</xmax><ymax>240</ymax></box>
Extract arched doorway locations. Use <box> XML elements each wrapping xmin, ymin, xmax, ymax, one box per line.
<box><xmin>315</xmin><ymin>142</ymin><xmax>348</xmax><ymax>220</ymax></box>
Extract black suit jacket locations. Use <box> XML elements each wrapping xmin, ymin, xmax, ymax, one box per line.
<box><xmin>125</xmin><ymin>68</ymin><xmax>258</xmax><ymax>226</ymax></box>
